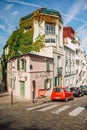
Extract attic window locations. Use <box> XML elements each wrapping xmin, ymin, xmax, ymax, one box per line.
<box><xmin>24</xmin><ymin>26</ymin><xmax>32</xmax><ymax>33</ymax></box>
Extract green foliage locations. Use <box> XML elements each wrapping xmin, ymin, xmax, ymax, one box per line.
<box><xmin>5</xmin><ymin>16</ymin><xmax>44</xmax><ymax>60</ymax></box>
<box><xmin>32</xmin><ymin>35</ymin><xmax>45</xmax><ymax>52</ymax></box>
<box><xmin>72</xmin><ymin>38</ymin><xmax>77</xmax><ymax>44</ymax></box>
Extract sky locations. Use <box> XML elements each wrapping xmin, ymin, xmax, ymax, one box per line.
<box><xmin>0</xmin><ymin>0</ymin><xmax>87</xmax><ymax>56</ymax></box>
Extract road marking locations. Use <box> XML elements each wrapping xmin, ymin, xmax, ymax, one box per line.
<box><xmin>38</xmin><ymin>104</ymin><xmax>58</xmax><ymax>112</ymax></box>
<box><xmin>26</xmin><ymin>103</ymin><xmax>51</xmax><ymax>110</ymax></box>
<box><xmin>52</xmin><ymin>105</ymin><xmax>71</xmax><ymax>114</ymax></box>
<box><xmin>69</xmin><ymin>107</ymin><xmax>85</xmax><ymax>116</ymax></box>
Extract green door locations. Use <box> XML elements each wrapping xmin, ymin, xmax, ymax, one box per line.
<box><xmin>20</xmin><ymin>81</ymin><xmax>25</xmax><ymax>97</ymax></box>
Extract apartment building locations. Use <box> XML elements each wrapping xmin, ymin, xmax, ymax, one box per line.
<box><xmin>74</xmin><ymin>34</ymin><xmax>86</xmax><ymax>87</ymax></box>
<box><xmin>63</xmin><ymin>27</ymin><xmax>86</xmax><ymax>87</ymax></box>
<box><xmin>63</xmin><ymin>27</ymin><xmax>76</xmax><ymax>87</ymax></box>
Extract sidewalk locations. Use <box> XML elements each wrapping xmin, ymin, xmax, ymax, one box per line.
<box><xmin>0</xmin><ymin>91</ymin><xmax>51</xmax><ymax>107</ymax></box>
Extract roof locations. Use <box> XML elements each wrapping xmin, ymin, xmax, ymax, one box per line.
<box><xmin>21</xmin><ymin>8</ymin><xmax>62</xmax><ymax>21</ymax></box>
<box><xmin>63</xmin><ymin>26</ymin><xmax>75</xmax><ymax>39</ymax></box>
<box><xmin>8</xmin><ymin>52</ymin><xmax>54</xmax><ymax>62</ymax></box>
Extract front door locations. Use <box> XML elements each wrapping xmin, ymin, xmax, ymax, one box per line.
<box><xmin>20</xmin><ymin>81</ymin><xmax>25</xmax><ymax>97</ymax></box>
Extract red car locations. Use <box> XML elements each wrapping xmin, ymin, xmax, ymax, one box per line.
<box><xmin>51</xmin><ymin>87</ymin><xmax>74</xmax><ymax>102</ymax></box>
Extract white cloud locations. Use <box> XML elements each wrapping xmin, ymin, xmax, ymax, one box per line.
<box><xmin>0</xmin><ymin>24</ymin><xmax>6</xmax><ymax>32</ymax></box>
<box><xmin>6</xmin><ymin>0</ymin><xmax>41</xmax><ymax>8</ymax></box>
<box><xmin>12</xmin><ymin>11</ymin><xmax>19</xmax><ymax>15</ymax></box>
<box><xmin>5</xmin><ymin>4</ymin><xmax>13</xmax><ymax>10</ymax></box>
<box><xmin>64</xmin><ymin>0</ymin><xmax>86</xmax><ymax>25</ymax></box>
<box><xmin>78</xmin><ymin>27</ymin><xmax>87</xmax><ymax>52</ymax></box>
<box><xmin>77</xmin><ymin>23</ymin><xmax>87</xmax><ymax>32</ymax></box>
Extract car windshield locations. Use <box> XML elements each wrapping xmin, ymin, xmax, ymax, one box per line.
<box><xmin>53</xmin><ymin>88</ymin><xmax>64</xmax><ymax>92</ymax></box>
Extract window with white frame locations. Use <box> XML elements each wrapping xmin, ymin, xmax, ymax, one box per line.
<box><xmin>45</xmin><ymin>23</ymin><xmax>55</xmax><ymax>35</ymax></box>
<box><xmin>45</xmin><ymin>23</ymin><xmax>56</xmax><ymax>43</ymax></box>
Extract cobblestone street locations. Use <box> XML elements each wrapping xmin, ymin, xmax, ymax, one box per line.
<box><xmin>0</xmin><ymin>92</ymin><xmax>87</xmax><ymax>130</ymax></box>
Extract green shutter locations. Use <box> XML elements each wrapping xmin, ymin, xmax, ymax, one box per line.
<box><xmin>46</xmin><ymin>60</ymin><xmax>50</xmax><ymax>71</ymax></box>
<box><xmin>17</xmin><ymin>59</ymin><xmax>20</xmax><ymax>71</ymax></box>
<box><xmin>24</xmin><ymin>60</ymin><xmax>26</xmax><ymax>71</ymax></box>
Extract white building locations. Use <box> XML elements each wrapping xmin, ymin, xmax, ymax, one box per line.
<box><xmin>63</xmin><ymin>27</ymin><xmax>86</xmax><ymax>88</ymax></box>
<box><xmin>63</xmin><ymin>27</ymin><xmax>76</xmax><ymax>87</ymax></box>
<box><xmin>74</xmin><ymin>36</ymin><xmax>86</xmax><ymax>87</ymax></box>
<box><xmin>64</xmin><ymin>41</ymin><xmax>76</xmax><ymax>87</ymax></box>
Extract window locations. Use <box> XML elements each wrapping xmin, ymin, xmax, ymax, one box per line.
<box><xmin>24</xmin><ymin>26</ymin><xmax>32</xmax><ymax>33</ymax></box>
<box><xmin>45</xmin><ymin>23</ymin><xmax>56</xmax><ymax>43</ymax></box>
<box><xmin>76</xmin><ymin>50</ymin><xmax>78</xmax><ymax>55</ymax></box>
<box><xmin>57</xmin><ymin>56</ymin><xmax>62</xmax><ymax>68</ymax></box>
<box><xmin>21</xmin><ymin>59</ymin><xmax>26</xmax><ymax>71</ymax></box>
<box><xmin>17</xmin><ymin>59</ymin><xmax>26</xmax><ymax>71</ymax></box>
<box><xmin>76</xmin><ymin>60</ymin><xmax>79</xmax><ymax>65</ymax></box>
<box><xmin>45</xmin><ymin>23</ymin><xmax>55</xmax><ymax>35</ymax></box>
<box><xmin>58</xmin><ymin>25</ymin><xmax>61</xmax><ymax>45</ymax></box>
<box><xmin>9</xmin><ymin>62</ymin><xmax>12</xmax><ymax>70</ymax></box>
<box><xmin>53</xmin><ymin>88</ymin><xmax>64</xmax><ymax>92</ymax></box>
<box><xmin>22</xmin><ymin>59</ymin><xmax>26</xmax><ymax>71</ymax></box>
<box><xmin>9</xmin><ymin>78</ymin><xmax>15</xmax><ymax>89</ymax></box>
<box><xmin>45</xmin><ymin>38</ymin><xmax>55</xmax><ymax>43</ymax></box>
<box><xmin>44</xmin><ymin>79</ymin><xmax>51</xmax><ymax>89</ymax></box>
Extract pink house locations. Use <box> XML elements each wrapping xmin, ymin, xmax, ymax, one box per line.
<box><xmin>7</xmin><ymin>53</ymin><xmax>53</xmax><ymax>100</ymax></box>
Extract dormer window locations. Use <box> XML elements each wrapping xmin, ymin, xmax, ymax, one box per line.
<box><xmin>24</xmin><ymin>26</ymin><xmax>32</xmax><ymax>33</ymax></box>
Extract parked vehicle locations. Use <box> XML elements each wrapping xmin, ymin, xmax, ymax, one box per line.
<box><xmin>51</xmin><ymin>87</ymin><xmax>74</xmax><ymax>102</ymax></box>
<box><xmin>70</xmin><ymin>87</ymin><xmax>84</xmax><ymax>97</ymax></box>
<box><xmin>80</xmin><ymin>86</ymin><xmax>87</xmax><ymax>95</ymax></box>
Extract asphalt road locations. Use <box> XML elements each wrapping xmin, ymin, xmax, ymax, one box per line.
<box><xmin>0</xmin><ymin>93</ymin><xmax>87</xmax><ymax>130</ymax></box>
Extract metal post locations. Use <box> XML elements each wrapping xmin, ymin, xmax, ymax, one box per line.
<box><xmin>11</xmin><ymin>90</ymin><xmax>13</xmax><ymax>105</ymax></box>
<box><xmin>32</xmin><ymin>90</ymin><xmax>35</xmax><ymax>103</ymax></box>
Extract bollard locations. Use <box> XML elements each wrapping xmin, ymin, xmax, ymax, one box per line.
<box><xmin>11</xmin><ymin>90</ymin><xmax>13</xmax><ymax>105</ymax></box>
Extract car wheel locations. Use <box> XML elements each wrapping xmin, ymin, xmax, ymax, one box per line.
<box><xmin>65</xmin><ymin>97</ymin><xmax>68</xmax><ymax>102</ymax></box>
